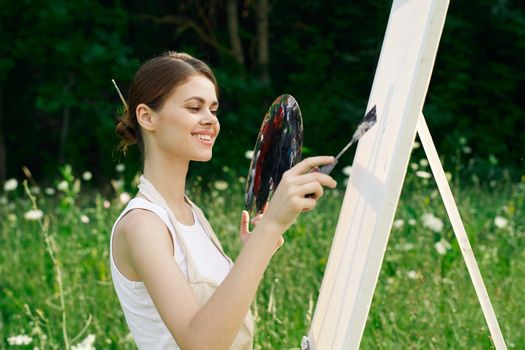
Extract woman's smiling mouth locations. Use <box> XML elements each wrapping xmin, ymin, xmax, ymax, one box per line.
<box><xmin>192</xmin><ymin>132</ymin><xmax>215</xmax><ymax>146</ymax></box>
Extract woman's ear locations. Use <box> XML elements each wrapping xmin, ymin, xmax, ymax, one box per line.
<box><xmin>136</xmin><ymin>103</ymin><xmax>156</xmax><ymax>131</ymax></box>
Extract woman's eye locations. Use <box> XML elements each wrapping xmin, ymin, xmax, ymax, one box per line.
<box><xmin>211</xmin><ymin>110</ymin><xmax>218</xmax><ymax>116</ymax></box>
<box><xmin>188</xmin><ymin>106</ymin><xmax>200</xmax><ymax>112</ymax></box>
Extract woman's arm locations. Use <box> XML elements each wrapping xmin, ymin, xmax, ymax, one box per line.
<box><xmin>124</xmin><ymin>156</ymin><xmax>337</xmax><ymax>349</ymax></box>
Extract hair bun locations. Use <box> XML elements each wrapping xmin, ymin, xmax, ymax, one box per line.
<box><xmin>115</xmin><ymin>112</ymin><xmax>137</xmax><ymax>153</ymax></box>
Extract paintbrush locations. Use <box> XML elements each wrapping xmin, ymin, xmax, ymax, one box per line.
<box><xmin>316</xmin><ymin>105</ymin><xmax>377</xmax><ymax>175</ymax></box>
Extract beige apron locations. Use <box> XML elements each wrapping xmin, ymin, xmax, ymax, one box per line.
<box><xmin>138</xmin><ymin>175</ymin><xmax>254</xmax><ymax>350</ymax></box>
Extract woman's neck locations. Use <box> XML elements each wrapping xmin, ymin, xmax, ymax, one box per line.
<box><xmin>142</xmin><ymin>152</ymin><xmax>190</xmax><ymax>212</ymax></box>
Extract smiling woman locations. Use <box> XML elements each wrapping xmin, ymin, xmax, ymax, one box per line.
<box><xmin>115</xmin><ymin>51</ymin><xmax>220</xmax><ymax>158</ymax></box>
<box><xmin>109</xmin><ymin>51</ymin><xmax>337</xmax><ymax>350</ymax></box>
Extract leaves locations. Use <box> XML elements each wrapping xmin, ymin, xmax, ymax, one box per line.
<box><xmin>0</xmin><ymin>0</ymin><xmax>523</xmax><ymax>182</ymax></box>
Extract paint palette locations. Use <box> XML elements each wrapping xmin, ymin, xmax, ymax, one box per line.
<box><xmin>245</xmin><ymin>94</ymin><xmax>303</xmax><ymax>215</ymax></box>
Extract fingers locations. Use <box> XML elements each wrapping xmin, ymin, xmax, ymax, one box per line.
<box><xmin>250</xmin><ymin>202</ymin><xmax>268</xmax><ymax>225</ymax></box>
<box><xmin>287</xmin><ymin>156</ymin><xmax>335</xmax><ymax>176</ymax></box>
<box><xmin>297</xmin><ymin>181</ymin><xmax>323</xmax><ymax>200</ymax></box>
<box><xmin>292</xmin><ymin>171</ymin><xmax>337</xmax><ymax>188</ymax></box>
<box><xmin>298</xmin><ymin>197</ymin><xmax>318</xmax><ymax>212</ymax></box>
<box><xmin>251</xmin><ymin>214</ymin><xmax>263</xmax><ymax>225</ymax></box>
<box><xmin>240</xmin><ymin>210</ymin><xmax>249</xmax><ymax>238</ymax></box>
<box><xmin>257</xmin><ymin>157</ymin><xmax>338</xmax><ymax>236</ymax></box>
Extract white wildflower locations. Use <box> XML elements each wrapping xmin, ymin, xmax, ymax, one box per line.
<box><xmin>57</xmin><ymin>181</ymin><xmax>68</xmax><ymax>192</ymax></box>
<box><xmin>45</xmin><ymin>187</ymin><xmax>56</xmax><ymax>195</ymax></box>
<box><xmin>434</xmin><ymin>241</ymin><xmax>447</xmax><ymax>255</ymax></box>
<box><xmin>24</xmin><ymin>209</ymin><xmax>43</xmax><ymax>221</ymax></box>
<box><xmin>119</xmin><ymin>192</ymin><xmax>131</xmax><ymax>204</ymax></box>
<box><xmin>410</xmin><ymin>163</ymin><xmax>419</xmax><ymax>170</ymax></box>
<box><xmin>30</xmin><ymin>186</ymin><xmax>41</xmax><ymax>195</ymax></box>
<box><xmin>103</xmin><ymin>200</ymin><xmax>111</xmax><ymax>209</ymax></box>
<box><xmin>412</xmin><ymin>141</ymin><xmax>420</xmax><ymax>149</ymax></box>
<box><xmin>80</xmin><ymin>215</ymin><xmax>90</xmax><ymax>224</ymax></box>
<box><xmin>393</xmin><ymin>219</ymin><xmax>404</xmax><ymax>229</ymax></box>
<box><xmin>82</xmin><ymin>171</ymin><xmax>93</xmax><ymax>181</ymax></box>
<box><xmin>116</xmin><ymin>163</ymin><xmax>125</xmax><ymax>172</ymax></box>
<box><xmin>4</xmin><ymin>178</ymin><xmax>18</xmax><ymax>192</ymax></box>
<box><xmin>445</xmin><ymin>172</ymin><xmax>452</xmax><ymax>181</ymax></box>
<box><xmin>7</xmin><ymin>334</ymin><xmax>33</xmax><ymax>345</ymax></box>
<box><xmin>7</xmin><ymin>213</ymin><xmax>17</xmax><ymax>222</ymax></box>
<box><xmin>113</xmin><ymin>179</ymin><xmax>124</xmax><ymax>189</ymax></box>
<box><xmin>494</xmin><ymin>216</ymin><xmax>508</xmax><ymax>229</ymax></box>
<box><xmin>407</xmin><ymin>270</ymin><xmax>418</xmax><ymax>280</ymax></box>
<box><xmin>462</xmin><ymin>146</ymin><xmax>472</xmax><ymax>154</ymax></box>
<box><xmin>419</xmin><ymin>158</ymin><xmax>429</xmax><ymax>167</ymax></box>
<box><xmin>342</xmin><ymin>166</ymin><xmax>352</xmax><ymax>176</ymax></box>
<box><xmin>238</xmin><ymin>176</ymin><xmax>246</xmax><ymax>184</ymax></box>
<box><xmin>244</xmin><ymin>150</ymin><xmax>254</xmax><ymax>160</ymax></box>
<box><xmin>214</xmin><ymin>180</ymin><xmax>229</xmax><ymax>191</ymax></box>
<box><xmin>434</xmin><ymin>239</ymin><xmax>452</xmax><ymax>256</ymax></box>
<box><xmin>415</xmin><ymin>171</ymin><xmax>432</xmax><ymax>179</ymax></box>
<box><xmin>422</xmin><ymin>213</ymin><xmax>444</xmax><ymax>232</ymax></box>
<box><xmin>409</xmin><ymin>218</ymin><xmax>417</xmax><ymax>226</ymax></box>
<box><xmin>71</xmin><ymin>334</ymin><xmax>96</xmax><ymax>350</ymax></box>
<box><xmin>398</xmin><ymin>242</ymin><xmax>415</xmax><ymax>251</ymax></box>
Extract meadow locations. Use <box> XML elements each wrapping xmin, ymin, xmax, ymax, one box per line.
<box><xmin>1</xmin><ymin>155</ymin><xmax>523</xmax><ymax>349</ymax></box>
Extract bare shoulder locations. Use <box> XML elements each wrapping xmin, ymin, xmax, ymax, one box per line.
<box><xmin>117</xmin><ymin>208</ymin><xmax>166</xmax><ymax>235</ymax></box>
<box><xmin>112</xmin><ymin>208</ymin><xmax>175</xmax><ymax>281</ymax></box>
<box><xmin>116</xmin><ymin>208</ymin><xmax>175</xmax><ymax>258</ymax></box>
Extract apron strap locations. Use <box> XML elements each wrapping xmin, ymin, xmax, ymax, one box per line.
<box><xmin>137</xmin><ymin>175</ymin><xmax>233</xmax><ymax>277</ymax></box>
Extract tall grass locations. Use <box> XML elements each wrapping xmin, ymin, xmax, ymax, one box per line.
<box><xmin>0</xmin><ymin>162</ymin><xmax>523</xmax><ymax>349</ymax></box>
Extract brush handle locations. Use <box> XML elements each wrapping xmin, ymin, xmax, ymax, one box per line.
<box><xmin>317</xmin><ymin>160</ymin><xmax>338</xmax><ymax>175</ymax></box>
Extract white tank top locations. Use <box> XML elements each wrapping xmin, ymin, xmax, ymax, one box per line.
<box><xmin>110</xmin><ymin>197</ymin><xmax>232</xmax><ymax>349</ymax></box>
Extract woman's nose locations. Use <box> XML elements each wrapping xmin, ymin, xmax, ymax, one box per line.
<box><xmin>201</xmin><ymin>110</ymin><xmax>218</xmax><ymax>124</ymax></box>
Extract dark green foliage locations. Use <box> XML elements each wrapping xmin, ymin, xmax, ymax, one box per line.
<box><xmin>0</xmin><ymin>0</ymin><xmax>523</xmax><ymax>185</ymax></box>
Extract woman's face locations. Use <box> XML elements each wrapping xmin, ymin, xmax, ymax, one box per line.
<box><xmin>149</xmin><ymin>74</ymin><xmax>220</xmax><ymax>162</ymax></box>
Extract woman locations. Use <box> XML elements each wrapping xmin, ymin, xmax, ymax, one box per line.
<box><xmin>110</xmin><ymin>51</ymin><xmax>337</xmax><ymax>349</ymax></box>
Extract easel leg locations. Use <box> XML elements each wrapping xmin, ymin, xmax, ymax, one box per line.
<box><xmin>417</xmin><ymin>113</ymin><xmax>507</xmax><ymax>350</ymax></box>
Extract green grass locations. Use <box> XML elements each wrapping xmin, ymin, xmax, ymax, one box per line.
<box><xmin>0</xmin><ymin>163</ymin><xmax>523</xmax><ymax>349</ymax></box>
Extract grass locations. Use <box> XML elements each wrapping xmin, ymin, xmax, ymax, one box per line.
<box><xmin>0</xmin><ymin>162</ymin><xmax>523</xmax><ymax>349</ymax></box>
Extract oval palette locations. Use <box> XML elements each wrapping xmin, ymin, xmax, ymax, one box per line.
<box><xmin>245</xmin><ymin>94</ymin><xmax>304</xmax><ymax>215</ymax></box>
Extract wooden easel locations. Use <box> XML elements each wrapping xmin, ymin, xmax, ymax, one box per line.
<box><xmin>301</xmin><ymin>1</ymin><xmax>507</xmax><ymax>349</ymax></box>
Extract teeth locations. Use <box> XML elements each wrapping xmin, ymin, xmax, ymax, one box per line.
<box><xmin>194</xmin><ymin>134</ymin><xmax>212</xmax><ymax>141</ymax></box>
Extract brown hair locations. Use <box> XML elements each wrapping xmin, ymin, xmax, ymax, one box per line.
<box><xmin>115</xmin><ymin>51</ymin><xmax>219</xmax><ymax>155</ymax></box>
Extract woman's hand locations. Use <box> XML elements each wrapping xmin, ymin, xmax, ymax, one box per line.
<box><xmin>240</xmin><ymin>202</ymin><xmax>284</xmax><ymax>249</ymax></box>
<box><xmin>258</xmin><ymin>156</ymin><xmax>337</xmax><ymax>236</ymax></box>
